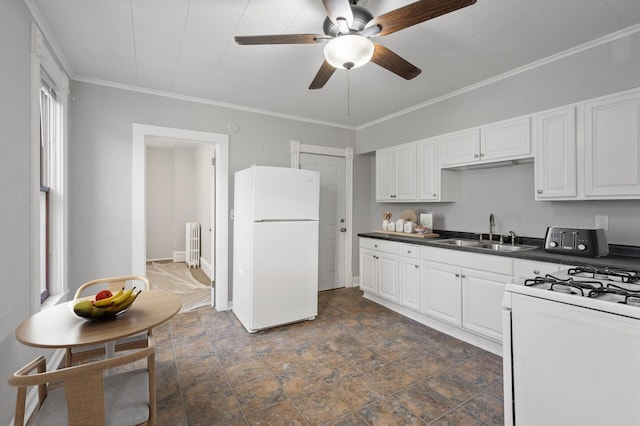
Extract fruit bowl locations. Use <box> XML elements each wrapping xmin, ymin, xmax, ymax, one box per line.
<box><xmin>70</xmin><ymin>289</ymin><xmax>141</xmax><ymax>320</ymax></box>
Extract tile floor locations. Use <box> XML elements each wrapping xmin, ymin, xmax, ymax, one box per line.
<box><xmin>152</xmin><ymin>288</ymin><xmax>504</xmax><ymax>425</ymax></box>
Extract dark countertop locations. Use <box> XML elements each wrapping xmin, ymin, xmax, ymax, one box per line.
<box><xmin>358</xmin><ymin>231</ymin><xmax>640</xmax><ymax>271</ymax></box>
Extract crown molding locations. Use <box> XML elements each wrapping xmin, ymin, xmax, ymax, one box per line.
<box><xmin>356</xmin><ymin>22</ymin><xmax>640</xmax><ymax>130</ymax></box>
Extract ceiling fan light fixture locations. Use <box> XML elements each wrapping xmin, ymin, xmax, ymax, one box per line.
<box><xmin>324</xmin><ymin>34</ymin><xmax>374</xmax><ymax>70</ymax></box>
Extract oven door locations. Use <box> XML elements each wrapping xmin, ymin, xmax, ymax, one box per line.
<box><xmin>509</xmin><ymin>292</ymin><xmax>640</xmax><ymax>425</ymax></box>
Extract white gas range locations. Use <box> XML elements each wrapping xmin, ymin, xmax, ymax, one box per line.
<box><xmin>503</xmin><ymin>264</ymin><xmax>640</xmax><ymax>426</ymax></box>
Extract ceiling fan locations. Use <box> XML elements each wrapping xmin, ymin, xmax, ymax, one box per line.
<box><xmin>234</xmin><ymin>0</ymin><xmax>477</xmax><ymax>89</ymax></box>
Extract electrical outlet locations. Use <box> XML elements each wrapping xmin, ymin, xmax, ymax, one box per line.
<box><xmin>595</xmin><ymin>215</ymin><xmax>608</xmax><ymax>230</ymax></box>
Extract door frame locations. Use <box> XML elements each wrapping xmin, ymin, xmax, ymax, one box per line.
<box><xmin>290</xmin><ymin>140</ymin><xmax>354</xmax><ymax>287</ymax></box>
<box><xmin>132</xmin><ymin>124</ymin><xmax>230</xmax><ymax>310</ymax></box>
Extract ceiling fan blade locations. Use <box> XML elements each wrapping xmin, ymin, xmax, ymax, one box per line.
<box><xmin>366</xmin><ymin>0</ymin><xmax>477</xmax><ymax>37</ymax></box>
<box><xmin>371</xmin><ymin>44</ymin><xmax>421</xmax><ymax>80</ymax></box>
<box><xmin>322</xmin><ymin>0</ymin><xmax>353</xmax><ymax>31</ymax></box>
<box><xmin>234</xmin><ymin>34</ymin><xmax>324</xmax><ymax>45</ymax></box>
<box><xmin>309</xmin><ymin>60</ymin><xmax>336</xmax><ymax>90</ymax></box>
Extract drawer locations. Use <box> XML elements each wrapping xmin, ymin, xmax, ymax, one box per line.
<box><xmin>359</xmin><ymin>238</ymin><xmax>401</xmax><ymax>254</ymax></box>
<box><xmin>402</xmin><ymin>244</ymin><xmax>421</xmax><ymax>259</ymax></box>
<box><xmin>516</xmin><ymin>260</ymin><xmax>565</xmax><ymax>280</ymax></box>
<box><xmin>422</xmin><ymin>246</ymin><xmax>513</xmax><ymax>276</ymax></box>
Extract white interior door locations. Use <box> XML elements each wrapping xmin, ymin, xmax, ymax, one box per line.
<box><xmin>299</xmin><ymin>154</ymin><xmax>346</xmax><ymax>291</ymax></box>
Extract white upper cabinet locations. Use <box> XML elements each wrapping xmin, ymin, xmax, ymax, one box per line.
<box><xmin>440</xmin><ymin>116</ymin><xmax>531</xmax><ymax>168</ymax></box>
<box><xmin>417</xmin><ymin>138</ymin><xmax>457</xmax><ymax>202</ymax></box>
<box><xmin>375</xmin><ymin>147</ymin><xmax>395</xmax><ymax>201</ymax></box>
<box><xmin>584</xmin><ymin>90</ymin><xmax>640</xmax><ymax>198</ymax></box>
<box><xmin>534</xmin><ymin>106</ymin><xmax>577</xmax><ymax>199</ymax></box>
<box><xmin>439</xmin><ymin>128</ymin><xmax>480</xmax><ymax>166</ymax></box>
<box><xmin>481</xmin><ymin>116</ymin><xmax>532</xmax><ymax>162</ymax></box>
<box><xmin>375</xmin><ymin>142</ymin><xmax>417</xmax><ymax>202</ymax></box>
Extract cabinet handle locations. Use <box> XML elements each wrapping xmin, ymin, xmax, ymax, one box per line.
<box><xmin>537</xmin><ymin>190</ymin><xmax>543</xmax><ymax>194</ymax></box>
<box><xmin>455</xmin><ymin>273</ymin><xmax>460</xmax><ymax>277</ymax></box>
<box><xmin>480</xmin><ymin>153</ymin><xmax>485</xmax><ymax>157</ymax></box>
<box><xmin>534</xmin><ymin>269</ymin><xmax>540</xmax><ymax>275</ymax></box>
<box><xmin>433</xmin><ymin>193</ymin><xmax>437</xmax><ymax>197</ymax></box>
<box><xmin>414</xmin><ymin>265</ymin><xmax>419</xmax><ymax>269</ymax></box>
<box><xmin>407</xmin><ymin>250</ymin><xmax>412</xmax><ymax>254</ymax></box>
<box><xmin>473</xmin><ymin>154</ymin><xmax>479</xmax><ymax>158</ymax></box>
<box><xmin>461</xmin><ymin>274</ymin><xmax>466</xmax><ymax>278</ymax></box>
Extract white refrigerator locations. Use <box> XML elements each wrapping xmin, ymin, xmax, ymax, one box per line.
<box><xmin>232</xmin><ymin>165</ymin><xmax>320</xmax><ymax>332</ymax></box>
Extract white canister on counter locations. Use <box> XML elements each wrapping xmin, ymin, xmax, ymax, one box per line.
<box><xmin>382</xmin><ymin>220</ymin><xmax>389</xmax><ymax>231</ymax></box>
<box><xmin>387</xmin><ymin>221</ymin><xmax>396</xmax><ymax>232</ymax></box>
<box><xmin>404</xmin><ymin>221</ymin><xmax>416</xmax><ymax>233</ymax></box>
<box><xmin>395</xmin><ymin>219</ymin><xmax>405</xmax><ymax>232</ymax></box>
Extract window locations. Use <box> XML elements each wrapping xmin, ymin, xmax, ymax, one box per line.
<box><xmin>39</xmin><ymin>74</ymin><xmax>60</xmax><ymax>302</ymax></box>
<box><xmin>31</xmin><ymin>25</ymin><xmax>69</xmax><ymax>309</ymax></box>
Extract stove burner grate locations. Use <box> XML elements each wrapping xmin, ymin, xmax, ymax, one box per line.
<box><xmin>525</xmin><ymin>274</ymin><xmax>604</xmax><ymax>296</ymax></box>
<box><xmin>568</xmin><ymin>266</ymin><xmax>640</xmax><ymax>284</ymax></box>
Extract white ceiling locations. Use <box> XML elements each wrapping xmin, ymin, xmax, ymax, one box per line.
<box><xmin>30</xmin><ymin>0</ymin><xmax>640</xmax><ymax>128</ymax></box>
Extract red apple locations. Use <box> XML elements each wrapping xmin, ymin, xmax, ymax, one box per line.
<box><xmin>95</xmin><ymin>290</ymin><xmax>113</xmax><ymax>301</ymax></box>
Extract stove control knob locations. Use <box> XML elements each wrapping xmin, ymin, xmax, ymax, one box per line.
<box><xmin>549</xmin><ymin>241</ymin><xmax>558</xmax><ymax>248</ymax></box>
<box><xmin>578</xmin><ymin>244</ymin><xmax>587</xmax><ymax>251</ymax></box>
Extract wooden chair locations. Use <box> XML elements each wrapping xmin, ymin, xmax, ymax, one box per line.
<box><xmin>66</xmin><ymin>275</ymin><xmax>152</xmax><ymax>367</ymax></box>
<box><xmin>9</xmin><ymin>336</ymin><xmax>156</xmax><ymax>426</ymax></box>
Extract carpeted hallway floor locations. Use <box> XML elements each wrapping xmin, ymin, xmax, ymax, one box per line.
<box><xmin>152</xmin><ymin>287</ymin><xmax>504</xmax><ymax>425</ymax></box>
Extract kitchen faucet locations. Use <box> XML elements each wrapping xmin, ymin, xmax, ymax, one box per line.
<box><xmin>489</xmin><ymin>213</ymin><xmax>495</xmax><ymax>241</ymax></box>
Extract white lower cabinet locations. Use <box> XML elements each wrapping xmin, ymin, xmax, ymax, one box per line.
<box><xmin>462</xmin><ymin>270</ymin><xmax>509</xmax><ymax>341</ymax></box>
<box><xmin>359</xmin><ymin>238</ymin><xmax>578</xmax><ymax>353</ymax></box>
<box><xmin>400</xmin><ymin>244</ymin><xmax>422</xmax><ymax>311</ymax></box>
<box><xmin>421</xmin><ymin>260</ymin><xmax>509</xmax><ymax>341</ymax></box>
<box><xmin>421</xmin><ymin>261</ymin><xmax>462</xmax><ymax>325</ymax></box>
<box><xmin>359</xmin><ymin>238</ymin><xmax>400</xmax><ymax>303</ymax></box>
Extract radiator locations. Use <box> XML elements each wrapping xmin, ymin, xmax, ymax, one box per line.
<box><xmin>185</xmin><ymin>222</ymin><xmax>201</xmax><ymax>268</ymax></box>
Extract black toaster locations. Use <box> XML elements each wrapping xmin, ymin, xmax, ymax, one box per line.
<box><xmin>544</xmin><ymin>226</ymin><xmax>609</xmax><ymax>258</ymax></box>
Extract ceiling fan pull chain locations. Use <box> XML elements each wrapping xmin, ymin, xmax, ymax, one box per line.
<box><xmin>347</xmin><ymin>69</ymin><xmax>351</xmax><ymax>117</ymax></box>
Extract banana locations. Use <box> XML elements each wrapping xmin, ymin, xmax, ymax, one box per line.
<box><xmin>93</xmin><ymin>288</ymin><xmax>124</xmax><ymax>307</ymax></box>
<box><xmin>110</xmin><ymin>287</ymin><xmax>135</xmax><ymax>306</ymax></box>
<box><xmin>105</xmin><ymin>290</ymin><xmax>141</xmax><ymax>314</ymax></box>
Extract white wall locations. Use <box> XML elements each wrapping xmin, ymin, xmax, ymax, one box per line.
<box><xmin>0</xmin><ymin>1</ymin><xmax>55</xmax><ymax>423</ymax></box>
<box><xmin>67</xmin><ymin>81</ymin><xmax>356</xmax><ymax>298</ymax></box>
<box><xmin>173</xmin><ymin>147</ymin><xmax>197</xmax><ymax>251</ymax></box>
<box><xmin>146</xmin><ymin>147</ymin><xmax>174</xmax><ymax>260</ymax></box>
<box><xmin>356</xmin><ymin>30</ymin><xmax>640</xmax><ymax>248</ymax></box>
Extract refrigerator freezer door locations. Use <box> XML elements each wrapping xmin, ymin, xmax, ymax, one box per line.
<box><xmin>250</xmin><ymin>221</ymin><xmax>319</xmax><ymax>330</ymax></box>
<box><xmin>252</xmin><ymin>167</ymin><xmax>320</xmax><ymax>221</ymax></box>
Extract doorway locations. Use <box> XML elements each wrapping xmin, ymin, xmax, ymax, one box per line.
<box><xmin>291</xmin><ymin>140</ymin><xmax>354</xmax><ymax>290</ymax></box>
<box><xmin>132</xmin><ymin>124</ymin><xmax>229</xmax><ymax>310</ymax></box>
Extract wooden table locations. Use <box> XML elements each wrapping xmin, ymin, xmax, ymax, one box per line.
<box><xmin>16</xmin><ymin>289</ymin><xmax>182</xmax><ymax>350</ymax></box>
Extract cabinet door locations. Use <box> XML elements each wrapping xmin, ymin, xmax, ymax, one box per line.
<box><xmin>481</xmin><ymin>116</ymin><xmax>531</xmax><ymax>162</ymax></box>
<box><xmin>359</xmin><ymin>250</ymin><xmax>377</xmax><ymax>293</ymax></box>
<box><xmin>378</xmin><ymin>252</ymin><xmax>400</xmax><ymax>303</ymax></box>
<box><xmin>421</xmin><ymin>261</ymin><xmax>462</xmax><ymax>326</ymax></box>
<box><xmin>439</xmin><ymin>128</ymin><xmax>480</xmax><ymax>167</ymax></box>
<box><xmin>417</xmin><ymin>138</ymin><xmax>440</xmax><ymax>201</ymax></box>
<box><xmin>375</xmin><ymin>148</ymin><xmax>395</xmax><ymax>201</ymax></box>
<box><xmin>534</xmin><ymin>106</ymin><xmax>577</xmax><ymax>199</ymax></box>
<box><xmin>462</xmin><ymin>271</ymin><xmax>507</xmax><ymax>341</ymax></box>
<box><xmin>394</xmin><ymin>143</ymin><xmax>417</xmax><ymax>200</ymax></box>
<box><xmin>584</xmin><ymin>91</ymin><xmax>640</xmax><ymax>197</ymax></box>
<box><xmin>400</xmin><ymin>257</ymin><xmax>421</xmax><ymax>311</ymax></box>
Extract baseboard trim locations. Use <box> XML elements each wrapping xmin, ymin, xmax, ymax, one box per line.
<box><xmin>361</xmin><ymin>291</ymin><xmax>502</xmax><ymax>356</ymax></box>
<box><xmin>172</xmin><ymin>250</ymin><xmax>186</xmax><ymax>263</ymax></box>
<box><xmin>200</xmin><ymin>257</ymin><xmax>212</xmax><ymax>281</ymax></box>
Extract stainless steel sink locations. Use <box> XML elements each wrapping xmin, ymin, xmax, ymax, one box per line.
<box><xmin>432</xmin><ymin>238</ymin><xmax>537</xmax><ymax>252</ymax></box>
<box><xmin>432</xmin><ymin>239</ymin><xmax>480</xmax><ymax>247</ymax></box>
<box><xmin>475</xmin><ymin>242</ymin><xmax>537</xmax><ymax>252</ymax></box>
